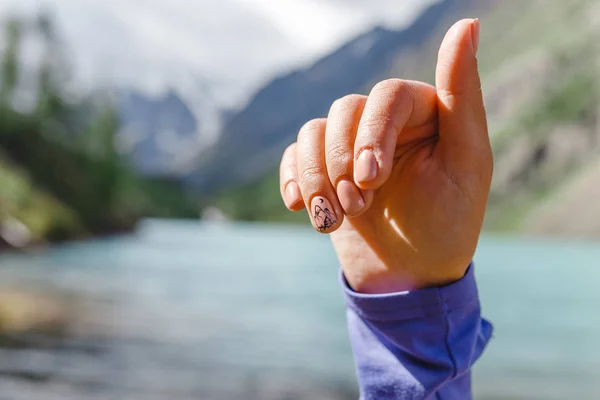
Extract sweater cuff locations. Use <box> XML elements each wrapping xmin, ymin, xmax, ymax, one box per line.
<box><xmin>340</xmin><ymin>263</ymin><xmax>479</xmax><ymax>322</ymax></box>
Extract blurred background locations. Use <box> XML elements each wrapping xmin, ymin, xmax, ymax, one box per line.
<box><xmin>0</xmin><ymin>0</ymin><xmax>598</xmax><ymax>398</ymax></box>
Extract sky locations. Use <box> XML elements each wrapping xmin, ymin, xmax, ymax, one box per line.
<box><xmin>0</xmin><ymin>0</ymin><xmax>436</xmax><ymax>132</ymax></box>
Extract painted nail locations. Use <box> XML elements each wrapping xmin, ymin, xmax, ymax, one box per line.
<box><xmin>355</xmin><ymin>150</ymin><xmax>378</xmax><ymax>184</ymax></box>
<box><xmin>471</xmin><ymin>18</ymin><xmax>480</xmax><ymax>55</ymax></box>
<box><xmin>310</xmin><ymin>196</ymin><xmax>338</xmax><ymax>233</ymax></box>
<box><xmin>337</xmin><ymin>180</ymin><xmax>365</xmax><ymax>216</ymax></box>
<box><xmin>284</xmin><ymin>181</ymin><xmax>302</xmax><ymax>209</ymax></box>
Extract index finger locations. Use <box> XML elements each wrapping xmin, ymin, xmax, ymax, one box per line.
<box><xmin>353</xmin><ymin>79</ymin><xmax>437</xmax><ymax>190</ymax></box>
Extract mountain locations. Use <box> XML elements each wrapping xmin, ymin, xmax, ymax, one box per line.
<box><xmin>186</xmin><ymin>0</ymin><xmax>492</xmax><ymax>191</ymax></box>
<box><xmin>210</xmin><ymin>0</ymin><xmax>600</xmax><ymax>236</ymax></box>
<box><xmin>117</xmin><ymin>90</ymin><xmax>202</xmax><ymax>176</ymax></box>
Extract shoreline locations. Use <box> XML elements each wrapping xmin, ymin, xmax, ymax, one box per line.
<box><xmin>3</xmin><ymin>219</ymin><xmax>600</xmax><ymax>255</ymax></box>
<box><xmin>0</xmin><ymin>223</ymin><xmax>136</xmax><ymax>254</ymax></box>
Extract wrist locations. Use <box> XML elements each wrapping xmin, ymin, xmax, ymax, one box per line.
<box><xmin>343</xmin><ymin>266</ymin><xmax>469</xmax><ymax>294</ymax></box>
<box><xmin>331</xmin><ymin>226</ymin><xmax>471</xmax><ymax>294</ymax></box>
<box><xmin>343</xmin><ymin>266</ymin><xmax>417</xmax><ymax>294</ymax></box>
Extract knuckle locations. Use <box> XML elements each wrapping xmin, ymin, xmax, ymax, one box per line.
<box><xmin>359</xmin><ymin>114</ymin><xmax>395</xmax><ymax>130</ymax></box>
<box><xmin>298</xmin><ymin>118</ymin><xmax>326</xmax><ymax>141</ymax></box>
<box><xmin>363</xmin><ymin>79</ymin><xmax>413</xmax><ymax>137</ymax></box>
<box><xmin>330</xmin><ymin>94</ymin><xmax>365</xmax><ymax>114</ymax></box>
<box><xmin>371</xmin><ymin>79</ymin><xmax>410</xmax><ymax>101</ymax></box>
<box><xmin>326</xmin><ymin>143</ymin><xmax>351</xmax><ymax>164</ymax></box>
<box><xmin>437</xmin><ymin>80</ymin><xmax>482</xmax><ymax>101</ymax></box>
<box><xmin>299</xmin><ymin>165</ymin><xmax>324</xmax><ymax>183</ymax></box>
<box><xmin>358</xmin><ymin>113</ymin><xmax>396</xmax><ymax>141</ymax></box>
<box><xmin>282</xmin><ymin>142</ymin><xmax>297</xmax><ymax>160</ymax></box>
<box><xmin>437</xmin><ymin>87</ymin><xmax>463</xmax><ymax>102</ymax></box>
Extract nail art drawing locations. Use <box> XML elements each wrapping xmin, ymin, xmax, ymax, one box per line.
<box><xmin>313</xmin><ymin>197</ymin><xmax>336</xmax><ymax>232</ymax></box>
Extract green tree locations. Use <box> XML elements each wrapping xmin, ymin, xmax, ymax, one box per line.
<box><xmin>0</xmin><ymin>19</ymin><xmax>21</xmax><ymax>105</ymax></box>
<box><xmin>0</xmin><ymin>14</ymin><xmax>199</xmax><ymax>244</ymax></box>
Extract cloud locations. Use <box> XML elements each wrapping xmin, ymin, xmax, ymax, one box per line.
<box><xmin>231</xmin><ymin>0</ymin><xmax>438</xmax><ymax>53</ymax></box>
<box><xmin>0</xmin><ymin>0</ymin><xmax>437</xmax><ymax>109</ymax></box>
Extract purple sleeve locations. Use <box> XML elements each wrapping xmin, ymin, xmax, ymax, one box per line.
<box><xmin>341</xmin><ymin>265</ymin><xmax>493</xmax><ymax>400</ymax></box>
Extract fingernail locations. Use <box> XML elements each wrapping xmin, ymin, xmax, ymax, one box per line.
<box><xmin>337</xmin><ymin>180</ymin><xmax>365</xmax><ymax>216</ymax></box>
<box><xmin>355</xmin><ymin>150</ymin><xmax>378</xmax><ymax>184</ymax></box>
<box><xmin>284</xmin><ymin>181</ymin><xmax>302</xmax><ymax>208</ymax></box>
<box><xmin>471</xmin><ymin>18</ymin><xmax>480</xmax><ymax>54</ymax></box>
<box><xmin>310</xmin><ymin>196</ymin><xmax>338</xmax><ymax>233</ymax></box>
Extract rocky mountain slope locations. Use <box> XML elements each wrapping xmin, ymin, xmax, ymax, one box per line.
<box><xmin>476</xmin><ymin>0</ymin><xmax>600</xmax><ymax>234</ymax></box>
<box><xmin>117</xmin><ymin>90</ymin><xmax>200</xmax><ymax>176</ymax></box>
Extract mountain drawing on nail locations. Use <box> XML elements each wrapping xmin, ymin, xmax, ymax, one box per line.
<box><xmin>314</xmin><ymin>198</ymin><xmax>336</xmax><ymax>232</ymax></box>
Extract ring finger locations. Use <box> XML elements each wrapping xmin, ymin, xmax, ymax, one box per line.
<box><xmin>296</xmin><ymin>118</ymin><xmax>344</xmax><ymax>234</ymax></box>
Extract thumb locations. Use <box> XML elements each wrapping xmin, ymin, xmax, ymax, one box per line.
<box><xmin>435</xmin><ymin>18</ymin><xmax>489</xmax><ymax>160</ymax></box>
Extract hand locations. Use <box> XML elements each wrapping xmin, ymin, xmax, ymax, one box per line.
<box><xmin>279</xmin><ymin>19</ymin><xmax>492</xmax><ymax>293</ymax></box>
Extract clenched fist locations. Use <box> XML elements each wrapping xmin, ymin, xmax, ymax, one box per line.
<box><xmin>279</xmin><ymin>19</ymin><xmax>492</xmax><ymax>294</ymax></box>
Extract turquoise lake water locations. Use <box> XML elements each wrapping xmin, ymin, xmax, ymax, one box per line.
<box><xmin>0</xmin><ymin>220</ymin><xmax>599</xmax><ymax>399</ymax></box>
